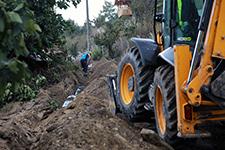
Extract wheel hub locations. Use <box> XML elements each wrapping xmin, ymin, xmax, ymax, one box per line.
<box><xmin>120</xmin><ymin>63</ymin><xmax>135</xmax><ymax>105</ymax></box>
<box><xmin>156</xmin><ymin>86</ymin><xmax>166</xmax><ymax>135</ymax></box>
<box><xmin>128</xmin><ymin>76</ymin><xmax>135</xmax><ymax>92</ymax></box>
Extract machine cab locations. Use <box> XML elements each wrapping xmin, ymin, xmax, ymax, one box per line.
<box><xmin>155</xmin><ymin>0</ymin><xmax>205</xmax><ymax>49</ymax></box>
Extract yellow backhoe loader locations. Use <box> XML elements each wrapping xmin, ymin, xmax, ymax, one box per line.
<box><xmin>108</xmin><ymin>0</ymin><xmax>225</xmax><ymax>145</ymax></box>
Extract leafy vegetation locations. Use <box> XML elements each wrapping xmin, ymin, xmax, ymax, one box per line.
<box><xmin>0</xmin><ymin>0</ymin><xmax>158</xmax><ymax>107</ymax></box>
<box><xmin>0</xmin><ymin>0</ymin><xmax>80</xmax><ymax>107</ymax></box>
<box><xmin>93</xmin><ymin>0</ymin><xmax>154</xmax><ymax>59</ymax></box>
<box><xmin>0</xmin><ymin>74</ymin><xmax>47</xmax><ymax>107</ymax></box>
<box><xmin>93</xmin><ymin>1</ymin><xmax>135</xmax><ymax>58</ymax></box>
<box><xmin>131</xmin><ymin>0</ymin><xmax>155</xmax><ymax>36</ymax></box>
<box><xmin>48</xmin><ymin>99</ymin><xmax>60</xmax><ymax>110</ymax></box>
<box><xmin>27</xmin><ymin>0</ymin><xmax>79</xmax><ymax>50</ymax></box>
<box><xmin>0</xmin><ymin>0</ymin><xmax>40</xmax><ymax>95</ymax></box>
<box><xmin>64</xmin><ymin>20</ymin><xmax>85</xmax><ymax>57</ymax></box>
<box><xmin>91</xmin><ymin>47</ymin><xmax>103</xmax><ymax>61</ymax></box>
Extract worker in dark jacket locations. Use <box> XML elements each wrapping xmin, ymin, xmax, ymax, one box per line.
<box><xmin>80</xmin><ymin>52</ymin><xmax>91</xmax><ymax>75</ymax></box>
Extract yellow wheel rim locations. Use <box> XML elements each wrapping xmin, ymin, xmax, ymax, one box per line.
<box><xmin>156</xmin><ymin>87</ymin><xmax>166</xmax><ymax>135</ymax></box>
<box><xmin>120</xmin><ymin>64</ymin><xmax>135</xmax><ymax>105</ymax></box>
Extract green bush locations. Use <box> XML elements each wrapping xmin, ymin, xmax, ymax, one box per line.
<box><xmin>1</xmin><ymin>83</ymin><xmax>13</xmax><ymax>106</ymax></box>
<box><xmin>64</xmin><ymin>61</ymin><xmax>79</xmax><ymax>72</ymax></box>
<box><xmin>14</xmin><ymin>84</ymin><xmax>36</xmax><ymax>102</ymax></box>
<box><xmin>0</xmin><ymin>0</ymin><xmax>41</xmax><ymax>95</ymax></box>
<box><xmin>0</xmin><ymin>83</ymin><xmax>35</xmax><ymax>107</ymax></box>
<box><xmin>92</xmin><ymin>47</ymin><xmax>103</xmax><ymax>60</ymax></box>
<box><xmin>0</xmin><ymin>75</ymin><xmax>48</xmax><ymax>107</ymax></box>
<box><xmin>0</xmin><ymin>0</ymin><xmax>81</xmax><ymax>107</ymax></box>
<box><xmin>48</xmin><ymin>99</ymin><xmax>60</xmax><ymax>110</ymax></box>
<box><xmin>33</xmin><ymin>75</ymin><xmax>47</xmax><ymax>89</ymax></box>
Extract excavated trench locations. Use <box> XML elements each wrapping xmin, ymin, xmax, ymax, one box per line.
<box><xmin>0</xmin><ymin>58</ymin><xmax>225</xmax><ymax>150</ymax></box>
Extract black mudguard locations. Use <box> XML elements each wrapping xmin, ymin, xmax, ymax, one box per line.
<box><xmin>130</xmin><ymin>38</ymin><xmax>160</xmax><ymax>66</ymax></box>
<box><xmin>131</xmin><ymin>37</ymin><xmax>174</xmax><ymax>67</ymax></box>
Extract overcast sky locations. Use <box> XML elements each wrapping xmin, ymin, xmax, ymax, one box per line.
<box><xmin>57</xmin><ymin>0</ymin><xmax>115</xmax><ymax>26</ymax></box>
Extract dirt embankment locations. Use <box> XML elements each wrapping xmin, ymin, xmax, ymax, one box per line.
<box><xmin>0</xmin><ymin>58</ymin><xmax>172</xmax><ymax>150</ymax></box>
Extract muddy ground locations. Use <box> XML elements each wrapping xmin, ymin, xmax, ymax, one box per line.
<box><xmin>0</xmin><ymin>58</ymin><xmax>225</xmax><ymax>150</ymax></box>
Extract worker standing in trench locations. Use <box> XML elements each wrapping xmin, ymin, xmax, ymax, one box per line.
<box><xmin>80</xmin><ymin>52</ymin><xmax>92</xmax><ymax>76</ymax></box>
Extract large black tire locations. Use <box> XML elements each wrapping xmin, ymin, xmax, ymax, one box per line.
<box><xmin>116</xmin><ymin>47</ymin><xmax>154</xmax><ymax>122</ymax></box>
<box><xmin>151</xmin><ymin>64</ymin><xmax>178</xmax><ymax>144</ymax></box>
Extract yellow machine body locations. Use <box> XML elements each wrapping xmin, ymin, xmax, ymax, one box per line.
<box><xmin>113</xmin><ymin>0</ymin><xmax>225</xmax><ymax>141</ymax></box>
<box><xmin>174</xmin><ymin>0</ymin><xmax>225</xmax><ymax>137</ymax></box>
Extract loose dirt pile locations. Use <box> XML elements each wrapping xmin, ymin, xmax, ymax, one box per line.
<box><xmin>0</xmin><ymin>72</ymin><xmax>78</xmax><ymax>150</ymax></box>
<box><xmin>0</xmin><ymin>58</ymin><xmax>171</xmax><ymax>150</ymax></box>
<box><xmin>1</xmin><ymin>58</ymin><xmax>225</xmax><ymax>150</ymax></box>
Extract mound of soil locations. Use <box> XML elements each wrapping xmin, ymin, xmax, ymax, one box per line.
<box><xmin>88</xmin><ymin>58</ymin><xmax>117</xmax><ymax>82</ymax></box>
<box><xmin>0</xmin><ymin>73</ymin><xmax>78</xmax><ymax>150</ymax></box>
<box><xmin>33</xmin><ymin>77</ymin><xmax>171</xmax><ymax>150</ymax></box>
<box><xmin>0</xmin><ymin>58</ymin><xmax>171</xmax><ymax>150</ymax></box>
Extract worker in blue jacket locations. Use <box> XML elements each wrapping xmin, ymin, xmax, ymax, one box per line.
<box><xmin>80</xmin><ymin>52</ymin><xmax>91</xmax><ymax>75</ymax></box>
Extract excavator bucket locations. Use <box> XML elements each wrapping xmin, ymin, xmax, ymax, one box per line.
<box><xmin>115</xmin><ymin>0</ymin><xmax>132</xmax><ymax>17</ymax></box>
<box><xmin>107</xmin><ymin>74</ymin><xmax>120</xmax><ymax>114</ymax></box>
<box><xmin>117</xmin><ymin>5</ymin><xmax>132</xmax><ymax>17</ymax></box>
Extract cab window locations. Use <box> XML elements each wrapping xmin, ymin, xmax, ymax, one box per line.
<box><xmin>175</xmin><ymin>0</ymin><xmax>204</xmax><ymax>45</ymax></box>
